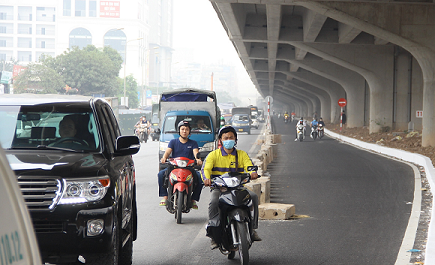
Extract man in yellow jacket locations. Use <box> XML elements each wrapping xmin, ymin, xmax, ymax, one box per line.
<box><xmin>201</xmin><ymin>125</ymin><xmax>262</xmax><ymax>249</ymax></box>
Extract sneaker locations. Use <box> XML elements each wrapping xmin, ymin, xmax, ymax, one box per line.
<box><xmin>192</xmin><ymin>201</ymin><xmax>198</xmax><ymax>210</ymax></box>
<box><xmin>251</xmin><ymin>230</ymin><xmax>262</xmax><ymax>241</ymax></box>
<box><xmin>294</xmin><ymin>138</ymin><xmax>298</xmax><ymax>141</ymax></box>
<box><xmin>210</xmin><ymin>239</ymin><xmax>219</xmax><ymax>250</ymax></box>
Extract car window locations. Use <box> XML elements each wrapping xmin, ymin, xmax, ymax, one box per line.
<box><xmin>163</xmin><ymin>115</ymin><xmax>212</xmax><ymax>134</ymax></box>
<box><xmin>0</xmin><ymin>105</ymin><xmax>100</xmax><ymax>151</ymax></box>
<box><xmin>96</xmin><ymin>104</ymin><xmax>115</xmax><ymax>154</ymax></box>
<box><xmin>233</xmin><ymin>114</ymin><xmax>249</xmax><ymax>121</ymax></box>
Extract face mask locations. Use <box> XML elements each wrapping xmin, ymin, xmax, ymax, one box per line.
<box><xmin>222</xmin><ymin>140</ymin><xmax>235</xmax><ymax>149</ymax></box>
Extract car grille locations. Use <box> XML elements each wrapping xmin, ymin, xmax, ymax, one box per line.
<box><xmin>32</xmin><ymin>220</ymin><xmax>65</xmax><ymax>233</ymax></box>
<box><xmin>17</xmin><ymin>176</ymin><xmax>62</xmax><ymax>211</ymax></box>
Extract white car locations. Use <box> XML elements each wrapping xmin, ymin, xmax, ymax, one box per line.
<box><xmin>0</xmin><ymin>144</ymin><xmax>42</xmax><ymax>264</ymax></box>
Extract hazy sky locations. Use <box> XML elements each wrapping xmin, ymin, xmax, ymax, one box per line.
<box><xmin>172</xmin><ymin>0</ymin><xmax>260</xmax><ymax>104</ymax></box>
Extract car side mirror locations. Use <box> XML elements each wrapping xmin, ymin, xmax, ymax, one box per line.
<box><xmin>115</xmin><ymin>136</ymin><xmax>140</xmax><ymax>156</ymax></box>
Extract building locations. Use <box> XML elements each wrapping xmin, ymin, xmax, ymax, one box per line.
<box><xmin>0</xmin><ymin>0</ymin><xmax>173</xmax><ymax>104</ymax></box>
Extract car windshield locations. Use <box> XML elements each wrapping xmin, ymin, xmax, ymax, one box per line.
<box><xmin>0</xmin><ymin>104</ymin><xmax>100</xmax><ymax>152</ymax></box>
<box><xmin>233</xmin><ymin>114</ymin><xmax>249</xmax><ymax>121</ymax></box>
<box><xmin>163</xmin><ymin>115</ymin><xmax>212</xmax><ymax>133</ymax></box>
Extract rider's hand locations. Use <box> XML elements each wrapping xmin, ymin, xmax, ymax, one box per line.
<box><xmin>196</xmin><ymin>159</ymin><xmax>203</xmax><ymax>166</ymax></box>
<box><xmin>160</xmin><ymin>157</ymin><xmax>166</xmax><ymax>164</ymax></box>
<box><xmin>250</xmin><ymin>172</ymin><xmax>258</xmax><ymax>180</ymax></box>
<box><xmin>204</xmin><ymin>178</ymin><xmax>211</xmax><ymax>187</ymax></box>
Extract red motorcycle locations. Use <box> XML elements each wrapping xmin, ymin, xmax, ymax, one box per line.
<box><xmin>164</xmin><ymin>157</ymin><xmax>198</xmax><ymax>224</ymax></box>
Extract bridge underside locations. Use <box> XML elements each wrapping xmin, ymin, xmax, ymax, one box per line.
<box><xmin>211</xmin><ymin>0</ymin><xmax>435</xmax><ymax>146</ymax></box>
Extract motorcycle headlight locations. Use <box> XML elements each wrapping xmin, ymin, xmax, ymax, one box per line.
<box><xmin>223</xmin><ymin>177</ymin><xmax>241</xmax><ymax>188</ymax></box>
<box><xmin>175</xmin><ymin>159</ymin><xmax>188</xmax><ymax>167</ymax></box>
<box><xmin>59</xmin><ymin>176</ymin><xmax>110</xmax><ymax>204</ymax></box>
<box><xmin>200</xmin><ymin>142</ymin><xmax>215</xmax><ymax>152</ymax></box>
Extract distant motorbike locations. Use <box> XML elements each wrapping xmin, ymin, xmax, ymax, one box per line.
<box><xmin>297</xmin><ymin>123</ymin><xmax>305</xmax><ymax>142</ymax></box>
<box><xmin>212</xmin><ymin>166</ymin><xmax>259</xmax><ymax>265</ymax></box>
<box><xmin>284</xmin><ymin>116</ymin><xmax>289</xmax><ymax>124</ymax></box>
<box><xmin>311</xmin><ymin>125</ymin><xmax>318</xmax><ymax>140</ymax></box>
<box><xmin>163</xmin><ymin>157</ymin><xmax>198</xmax><ymax>224</ymax></box>
<box><xmin>136</xmin><ymin>124</ymin><xmax>148</xmax><ymax>143</ymax></box>
<box><xmin>150</xmin><ymin>123</ymin><xmax>160</xmax><ymax>141</ymax></box>
<box><xmin>317</xmin><ymin>124</ymin><xmax>324</xmax><ymax>139</ymax></box>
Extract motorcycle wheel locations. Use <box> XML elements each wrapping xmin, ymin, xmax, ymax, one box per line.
<box><xmin>144</xmin><ymin>134</ymin><xmax>148</xmax><ymax>143</ymax></box>
<box><xmin>175</xmin><ymin>191</ymin><xmax>183</xmax><ymax>224</ymax></box>
<box><xmin>299</xmin><ymin>134</ymin><xmax>303</xmax><ymax>142</ymax></box>
<box><xmin>236</xmin><ymin>221</ymin><xmax>249</xmax><ymax>265</ymax></box>
<box><xmin>313</xmin><ymin>132</ymin><xmax>317</xmax><ymax>140</ymax></box>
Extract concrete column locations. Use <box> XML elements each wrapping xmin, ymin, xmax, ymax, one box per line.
<box><xmin>394</xmin><ymin>51</ymin><xmax>412</xmax><ymax>131</ymax></box>
<box><xmin>293</xmin><ymin>60</ymin><xmax>364</xmax><ymax>126</ymax></box>
<box><xmin>410</xmin><ymin>57</ymin><xmax>423</xmax><ymax>131</ymax></box>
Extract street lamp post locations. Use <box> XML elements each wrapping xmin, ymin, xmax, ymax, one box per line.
<box><xmin>123</xmin><ymin>37</ymin><xmax>143</xmax><ymax>106</ymax></box>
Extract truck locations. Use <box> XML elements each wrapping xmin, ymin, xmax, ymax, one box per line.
<box><xmin>158</xmin><ymin>88</ymin><xmax>220</xmax><ymax>170</ymax></box>
<box><xmin>231</xmin><ymin>107</ymin><xmax>252</xmax><ymax>134</ymax></box>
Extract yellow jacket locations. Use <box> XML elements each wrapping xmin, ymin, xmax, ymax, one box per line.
<box><xmin>201</xmin><ymin>147</ymin><xmax>254</xmax><ymax>181</ymax></box>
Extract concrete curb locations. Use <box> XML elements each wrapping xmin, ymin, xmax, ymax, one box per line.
<box><xmin>325</xmin><ymin>128</ymin><xmax>435</xmax><ymax>264</ymax></box>
<box><xmin>253</xmin><ymin>129</ymin><xmax>295</xmax><ymax>220</ymax></box>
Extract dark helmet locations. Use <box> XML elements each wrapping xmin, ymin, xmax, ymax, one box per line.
<box><xmin>218</xmin><ymin>125</ymin><xmax>237</xmax><ymax>140</ymax></box>
<box><xmin>177</xmin><ymin>120</ymin><xmax>191</xmax><ymax>133</ymax></box>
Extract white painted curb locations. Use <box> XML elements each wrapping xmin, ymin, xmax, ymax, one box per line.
<box><xmin>325</xmin><ymin>128</ymin><xmax>435</xmax><ymax>263</ymax></box>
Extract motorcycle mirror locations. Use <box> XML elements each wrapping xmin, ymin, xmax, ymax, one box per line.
<box><xmin>247</xmin><ymin>165</ymin><xmax>258</xmax><ymax>171</ymax></box>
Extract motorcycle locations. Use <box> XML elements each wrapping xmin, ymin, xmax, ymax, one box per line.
<box><xmin>136</xmin><ymin>124</ymin><xmax>148</xmax><ymax>143</ymax></box>
<box><xmin>150</xmin><ymin>123</ymin><xmax>160</xmax><ymax>141</ymax></box>
<box><xmin>297</xmin><ymin>123</ymin><xmax>305</xmax><ymax>142</ymax></box>
<box><xmin>311</xmin><ymin>125</ymin><xmax>318</xmax><ymax>140</ymax></box>
<box><xmin>317</xmin><ymin>124</ymin><xmax>324</xmax><ymax>139</ymax></box>
<box><xmin>284</xmin><ymin>115</ymin><xmax>289</xmax><ymax>123</ymax></box>
<box><xmin>211</xmin><ymin>166</ymin><xmax>259</xmax><ymax>265</ymax></box>
<box><xmin>163</xmin><ymin>157</ymin><xmax>198</xmax><ymax>224</ymax></box>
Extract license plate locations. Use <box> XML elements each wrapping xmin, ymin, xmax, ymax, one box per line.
<box><xmin>238</xmin><ymin>129</ymin><xmax>243</xmax><ymax>131</ymax></box>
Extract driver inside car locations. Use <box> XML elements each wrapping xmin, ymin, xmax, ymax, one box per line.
<box><xmin>58</xmin><ymin>116</ymin><xmax>77</xmax><ymax>139</ymax></box>
<box><xmin>49</xmin><ymin>116</ymin><xmax>87</xmax><ymax>147</ymax></box>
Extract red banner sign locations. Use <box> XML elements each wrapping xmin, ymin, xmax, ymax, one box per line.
<box><xmin>100</xmin><ymin>1</ymin><xmax>120</xmax><ymax>18</ymax></box>
<box><xmin>13</xmin><ymin>65</ymin><xmax>26</xmax><ymax>77</ymax></box>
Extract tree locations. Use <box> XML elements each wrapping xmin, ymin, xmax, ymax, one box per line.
<box><xmin>13</xmin><ymin>63</ymin><xmax>65</xmax><ymax>94</ymax></box>
<box><xmin>116</xmin><ymin>75</ymin><xmax>139</xmax><ymax>108</ymax></box>
<box><xmin>48</xmin><ymin>45</ymin><xmax>122</xmax><ymax>96</ymax></box>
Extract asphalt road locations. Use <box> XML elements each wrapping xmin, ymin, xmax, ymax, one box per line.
<box><xmin>131</xmin><ymin>120</ymin><xmax>415</xmax><ymax>265</ymax></box>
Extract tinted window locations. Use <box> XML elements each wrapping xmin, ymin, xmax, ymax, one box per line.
<box><xmin>163</xmin><ymin>115</ymin><xmax>212</xmax><ymax>134</ymax></box>
<box><xmin>0</xmin><ymin>104</ymin><xmax>100</xmax><ymax>151</ymax></box>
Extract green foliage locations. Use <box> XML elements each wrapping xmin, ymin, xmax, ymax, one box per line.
<box><xmin>13</xmin><ymin>63</ymin><xmax>65</xmax><ymax>94</ymax></box>
<box><xmin>0</xmin><ymin>60</ymin><xmax>18</xmax><ymax>72</ymax></box>
<box><xmin>116</xmin><ymin>75</ymin><xmax>139</xmax><ymax>108</ymax></box>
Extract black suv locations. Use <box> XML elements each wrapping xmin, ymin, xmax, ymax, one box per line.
<box><xmin>0</xmin><ymin>94</ymin><xmax>140</xmax><ymax>265</ymax></box>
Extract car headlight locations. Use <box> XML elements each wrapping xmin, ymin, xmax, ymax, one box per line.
<box><xmin>59</xmin><ymin>176</ymin><xmax>110</xmax><ymax>204</ymax></box>
<box><xmin>159</xmin><ymin>141</ymin><xmax>169</xmax><ymax>152</ymax></box>
<box><xmin>200</xmin><ymin>142</ymin><xmax>215</xmax><ymax>152</ymax></box>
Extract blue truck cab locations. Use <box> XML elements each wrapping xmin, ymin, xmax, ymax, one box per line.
<box><xmin>158</xmin><ymin>89</ymin><xmax>220</xmax><ymax>170</ymax></box>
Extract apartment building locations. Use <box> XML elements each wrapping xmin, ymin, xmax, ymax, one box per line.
<box><xmin>0</xmin><ymin>0</ymin><xmax>173</xmax><ymax>93</ymax></box>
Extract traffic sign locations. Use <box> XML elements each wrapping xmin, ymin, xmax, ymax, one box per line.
<box><xmin>338</xmin><ymin>98</ymin><xmax>347</xmax><ymax>107</ymax></box>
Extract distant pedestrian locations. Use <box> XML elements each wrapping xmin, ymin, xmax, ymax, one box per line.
<box><xmin>342</xmin><ymin>110</ymin><xmax>347</xmax><ymax>125</ymax></box>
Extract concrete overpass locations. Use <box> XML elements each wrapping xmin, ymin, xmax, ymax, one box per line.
<box><xmin>210</xmin><ymin>0</ymin><xmax>435</xmax><ymax>147</ymax></box>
